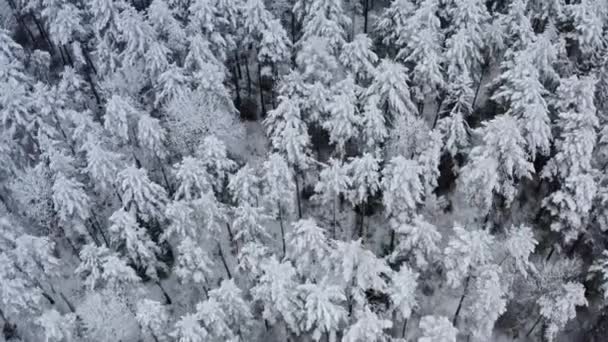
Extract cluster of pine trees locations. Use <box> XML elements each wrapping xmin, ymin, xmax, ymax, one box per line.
<box><xmin>0</xmin><ymin>0</ymin><xmax>607</xmax><ymax>341</ymax></box>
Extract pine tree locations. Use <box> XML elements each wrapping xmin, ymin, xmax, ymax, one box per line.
<box><xmin>135</xmin><ymin>299</ymin><xmax>169</xmax><ymax>342</ymax></box>
<box><xmin>75</xmin><ymin>243</ymin><xmax>139</xmax><ymax>290</ymax></box>
<box><xmin>174</xmin><ymin>237</ymin><xmax>214</xmax><ymax>284</ymax></box>
<box><xmin>444</xmin><ymin>225</ymin><xmax>495</xmax><ymax>288</ymax></box>
<box><xmin>366</xmin><ymin>59</ymin><xmax>418</xmax><ymax>123</ymax></box>
<box><xmin>117</xmin><ymin>165</ymin><xmax>168</xmax><ymax>221</ymax></box>
<box><xmin>538</xmin><ymin>281</ymin><xmax>587</xmax><ymax>342</ymax></box>
<box><xmin>36</xmin><ymin>309</ymin><xmax>76</xmax><ymax>342</ymax></box>
<box><xmin>287</xmin><ymin>218</ymin><xmax>331</xmax><ymax>280</ymax></box>
<box><xmin>418</xmin><ymin>315</ymin><xmax>458</xmax><ymax>342</ymax></box>
<box><xmin>251</xmin><ymin>257</ymin><xmax>303</xmax><ymax>333</ymax></box>
<box><xmin>458</xmin><ymin>115</ymin><xmax>533</xmax><ymax>217</ymax></box>
<box><xmin>299</xmin><ymin>282</ymin><xmax>347</xmax><ymax>341</ymax></box>
<box><xmin>342</xmin><ymin>306</ymin><xmax>392</xmax><ymax>342</ymax></box>
<box><xmin>52</xmin><ymin>172</ymin><xmax>91</xmax><ymax>239</ymax></box>
<box><xmin>360</xmin><ymin>95</ymin><xmax>388</xmax><ymax>151</ymax></box>
<box><xmin>389</xmin><ymin>265</ymin><xmax>419</xmax><ymax>323</ymax></box>
<box><xmin>492</xmin><ymin>48</ymin><xmax>552</xmax><ymax>158</ymax></box>
<box><xmin>314</xmin><ymin>159</ymin><xmax>351</xmax><ymax>238</ymax></box>
<box><xmin>324</xmin><ymin>77</ymin><xmax>361</xmax><ymax>156</ymax></box>
<box><xmin>462</xmin><ymin>265</ymin><xmax>507</xmax><ymax>340</ymax></box>
<box><xmin>299</xmin><ymin>0</ymin><xmax>351</xmax><ymax>54</ymax></box>
<box><xmin>392</xmin><ymin>216</ymin><xmax>441</xmax><ymax>270</ymax></box>
<box><xmin>174</xmin><ymin>157</ymin><xmax>213</xmax><ymax>201</ymax></box>
<box><xmin>503</xmin><ymin>225</ymin><xmax>538</xmax><ymax>276</ymax></box>
<box><xmin>542</xmin><ymin>76</ymin><xmax>599</xmax><ymax>243</ymax></box>
<box><xmin>339</xmin><ymin>33</ymin><xmax>378</xmax><ymax>82</ymax></box>
<box><xmin>208</xmin><ymin>279</ymin><xmax>254</xmax><ymax>338</ymax></box>
<box><xmin>108</xmin><ymin>208</ymin><xmax>165</xmax><ymax>280</ymax></box>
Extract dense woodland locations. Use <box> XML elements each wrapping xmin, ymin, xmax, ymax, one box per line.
<box><xmin>0</xmin><ymin>0</ymin><xmax>608</xmax><ymax>341</ymax></box>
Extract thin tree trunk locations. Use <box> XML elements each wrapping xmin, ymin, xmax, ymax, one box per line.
<box><xmin>59</xmin><ymin>292</ymin><xmax>76</xmax><ymax>313</ymax></box>
<box><xmin>546</xmin><ymin>245</ymin><xmax>555</xmax><ymax>261</ymax></box>
<box><xmin>364</xmin><ymin>0</ymin><xmax>369</xmax><ymax>33</ymax></box>
<box><xmin>389</xmin><ymin>229</ymin><xmax>395</xmax><ymax>253</ymax></box>
<box><xmin>30</xmin><ymin>12</ymin><xmax>54</xmax><ymax>52</ymax></box>
<box><xmin>332</xmin><ymin>197</ymin><xmax>337</xmax><ymax>239</ymax></box>
<box><xmin>401</xmin><ymin>318</ymin><xmax>408</xmax><ymax>338</ymax></box>
<box><xmin>234</xmin><ymin>51</ymin><xmax>242</xmax><ymax>79</ymax></box>
<box><xmin>245</xmin><ymin>55</ymin><xmax>252</xmax><ymax>96</ymax></box>
<box><xmin>0</xmin><ymin>307</ymin><xmax>5</xmax><ymax>323</ymax></box>
<box><xmin>82</xmin><ymin>46</ymin><xmax>97</xmax><ymax>74</ymax></box>
<box><xmin>156</xmin><ymin>280</ymin><xmax>172</xmax><ymax>305</ymax></box>
<box><xmin>279</xmin><ymin>204</ymin><xmax>286</xmax><ymax>258</ymax></box>
<box><xmin>5</xmin><ymin>0</ymin><xmax>36</xmax><ymax>46</ymax></box>
<box><xmin>452</xmin><ymin>275</ymin><xmax>471</xmax><ymax>326</ymax></box>
<box><xmin>358</xmin><ymin>201</ymin><xmax>366</xmax><ymax>239</ymax></box>
<box><xmin>431</xmin><ymin>97</ymin><xmax>444</xmax><ymax>129</ymax></box>
<box><xmin>232</xmin><ymin>64</ymin><xmax>241</xmax><ymax>109</ymax></box>
<box><xmin>258</xmin><ymin>61</ymin><xmax>266</xmax><ymax>118</ymax></box>
<box><xmin>526</xmin><ymin>314</ymin><xmax>543</xmax><ymax>337</ymax></box>
<box><xmin>63</xmin><ymin>45</ymin><xmax>74</xmax><ymax>67</ymax></box>
<box><xmin>83</xmin><ymin>69</ymin><xmax>102</xmax><ymax>105</ymax></box>
<box><xmin>294</xmin><ymin>171</ymin><xmax>302</xmax><ymax>219</ymax></box>
<box><xmin>218</xmin><ymin>243</ymin><xmax>232</xmax><ymax>279</ymax></box>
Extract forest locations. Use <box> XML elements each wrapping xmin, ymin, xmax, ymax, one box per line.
<box><xmin>0</xmin><ymin>0</ymin><xmax>607</xmax><ymax>341</ymax></box>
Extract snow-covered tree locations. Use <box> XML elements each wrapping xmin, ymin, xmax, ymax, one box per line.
<box><xmin>360</xmin><ymin>95</ymin><xmax>388</xmax><ymax>151</ymax></box>
<box><xmin>339</xmin><ymin>33</ymin><xmax>378</xmax><ymax>81</ymax></box>
<box><xmin>299</xmin><ymin>282</ymin><xmax>347</xmax><ymax>340</ymax></box>
<box><xmin>136</xmin><ymin>299</ymin><xmax>169</xmax><ymax>341</ymax></box>
<box><xmin>251</xmin><ymin>257</ymin><xmax>303</xmax><ymax>333</ymax></box>
<box><xmin>117</xmin><ymin>165</ymin><xmax>168</xmax><ymax>221</ymax></box>
<box><xmin>174</xmin><ymin>237</ymin><xmax>214</xmax><ymax>284</ymax></box>
<box><xmin>367</xmin><ymin>59</ymin><xmax>418</xmax><ymax>122</ymax></box>
<box><xmin>462</xmin><ymin>265</ymin><xmax>507</xmax><ymax>340</ymax></box>
<box><xmin>538</xmin><ymin>281</ymin><xmax>588</xmax><ymax>342</ymax></box>
<box><xmin>444</xmin><ymin>225</ymin><xmax>495</xmax><ymax>288</ymax></box>
<box><xmin>418</xmin><ymin>315</ymin><xmax>458</xmax><ymax>342</ymax></box>
<box><xmin>313</xmin><ymin>159</ymin><xmax>351</xmax><ymax>237</ymax></box>
<box><xmin>389</xmin><ymin>265</ymin><xmax>419</xmax><ymax>322</ymax></box>
<box><xmin>287</xmin><ymin>218</ymin><xmax>331</xmax><ymax>280</ymax></box>
<box><xmin>458</xmin><ymin>115</ymin><xmax>533</xmax><ymax>217</ymax></box>
<box><xmin>324</xmin><ymin>77</ymin><xmax>361</xmax><ymax>155</ymax></box>
<box><xmin>36</xmin><ymin>309</ymin><xmax>77</xmax><ymax>342</ymax></box>
<box><xmin>342</xmin><ymin>306</ymin><xmax>392</xmax><ymax>342</ymax></box>
<box><xmin>299</xmin><ymin>0</ymin><xmax>351</xmax><ymax>54</ymax></box>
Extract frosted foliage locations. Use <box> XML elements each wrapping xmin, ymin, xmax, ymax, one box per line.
<box><xmin>175</xmin><ymin>237</ymin><xmax>213</xmax><ymax>284</ymax></box>
<box><xmin>300</xmin><ymin>0</ymin><xmax>350</xmax><ymax>53</ymax></box>
<box><xmin>324</xmin><ymin>77</ymin><xmax>361</xmax><ymax>153</ymax></box>
<box><xmin>171</xmin><ymin>313</ymin><xmax>209</xmax><ymax>342</ymax></box>
<box><xmin>299</xmin><ymin>282</ymin><xmax>347</xmax><ymax>340</ymax></box>
<box><xmin>83</xmin><ymin>138</ymin><xmax>122</xmax><ymax>191</ymax></box>
<box><xmin>164</xmin><ymin>200</ymin><xmax>196</xmax><ymax>239</ymax></box>
<box><xmin>296</xmin><ymin>38</ymin><xmax>339</xmax><ymax>85</ymax></box>
<box><xmin>137</xmin><ymin>114</ymin><xmax>166</xmax><ymax>157</ymax></box>
<box><xmin>381</xmin><ymin>156</ymin><xmax>423</xmax><ymax>217</ymax></box>
<box><xmin>463</xmin><ymin>265</ymin><xmax>507</xmax><ymax>340</ymax></box>
<box><xmin>444</xmin><ymin>226</ymin><xmax>495</xmax><ymax>288</ymax></box>
<box><xmin>208</xmin><ymin>279</ymin><xmax>254</xmax><ymax>336</ymax></box>
<box><xmin>136</xmin><ymin>299</ymin><xmax>168</xmax><ymax>338</ymax></box>
<box><xmin>367</xmin><ymin>59</ymin><xmax>418</xmax><ymax>121</ymax></box>
<box><xmin>36</xmin><ymin>309</ymin><xmax>76</xmax><ymax>342</ymax></box>
<box><xmin>342</xmin><ymin>307</ymin><xmax>392</xmax><ymax>342</ymax></box>
<box><xmin>174</xmin><ymin>157</ymin><xmax>213</xmax><ymax>201</ymax></box>
<box><xmin>538</xmin><ymin>282</ymin><xmax>588</xmax><ymax>342</ymax></box>
<box><xmin>258</xmin><ymin>19</ymin><xmax>291</xmax><ymax>64</ymax></box>
<box><xmin>77</xmin><ymin>291</ymin><xmax>140</xmax><ymax>342</ymax></box>
<box><xmin>314</xmin><ymin>159</ymin><xmax>351</xmax><ymax>207</ymax></box>
<box><xmin>459</xmin><ymin>115</ymin><xmax>533</xmax><ymax>215</ymax></box>
<box><xmin>109</xmin><ymin>208</ymin><xmax>164</xmax><ymax>280</ymax></box>
<box><xmin>228</xmin><ymin>164</ymin><xmax>261</xmax><ymax>206</ymax></box>
<box><xmin>0</xmin><ymin>254</ymin><xmax>42</xmax><ymax>315</ymax></box>
<box><xmin>262</xmin><ymin>153</ymin><xmax>296</xmax><ymax>215</ymax></box>
<box><xmin>340</xmin><ymin>34</ymin><xmax>378</xmax><ymax>80</ymax></box>
<box><xmin>251</xmin><ymin>257</ymin><xmax>302</xmax><ymax>332</ymax></box>
<box><xmin>504</xmin><ymin>225</ymin><xmax>538</xmax><ymax>276</ymax></box>
<box><xmin>105</xmin><ymin>95</ymin><xmax>139</xmax><ymax>142</ymax></box>
<box><xmin>569</xmin><ymin>0</ymin><xmax>607</xmax><ymax>57</ymax></box>
<box><xmin>394</xmin><ymin>216</ymin><xmax>441</xmax><ymax>269</ymax></box>
<box><xmin>196</xmin><ymin>135</ymin><xmax>236</xmax><ymax>189</ymax></box>
<box><xmin>265</xmin><ymin>96</ymin><xmax>311</xmax><ymax>168</ymax></box>
<box><xmin>419</xmin><ymin>315</ymin><xmax>458</xmax><ymax>342</ymax></box>
<box><xmin>232</xmin><ymin>203</ymin><xmax>271</xmax><ymax>244</ymax></box>
<box><xmin>347</xmin><ymin>153</ymin><xmax>381</xmax><ymax>205</ymax></box>
<box><xmin>493</xmin><ymin>50</ymin><xmax>551</xmax><ymax>157</ymax></box>
<box><xmin>13</xmin><ymin>234</ymin><xmax>59</xmax><ymax>276</ymax></box>
<box><xmin>389</xmin><ymin>265</ymin><xmax>419</xmax><ymax>320</ymax></box>
<box><xmin>332</xmin><ymin>240</ymin><xmax>391</xmax><ymax>307</ymax></box>
<box><xmin>361</xmin><ymin>95</ymin><xmax>388</xmax><ymax>150</ymax></box>
<box><xmin>117</xmin><ymin>165</ymin><xmax>167</xmax><ymax>220</ymax></box>
<box><xmin>287</xmin><ymin>218</ymin><xmax>331</xmax><ymax>279</ymax></box>
<box><xmin>52</xmin><ymin>173</ymin><xmax>90</xmax><ymax>232</ymax></box>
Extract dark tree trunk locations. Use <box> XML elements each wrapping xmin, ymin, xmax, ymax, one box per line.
<box><xmin>156</xmin><ymin>280</ymin><xmax>172</xmax><ymax>305</ymax></box>
<box><xmin>294</xmin><ymin>171</ymin><xmax>303</xmax><ymax>219</ymax></box>
<box><xmin>363</xmin><ymin>0</ymin><xmax>369</xmax><ymax>33</ymax></box>
<box><xmin>279</xmin><ymin>204</ymin><xmax>286</xmax><ymax>258</ymax></box>
<box><xmin>258</xmin><ymin>62</ymin><xmax>266</xmax><ymax>118</ymax></box>
<box><xmin>218</xmin><ymin>243</ymin><xmax>232</xmax><ymax>279</ymax></box>
<box><xmin>526</xmin><ymin>314</ymin><xmax>543</xmax><ymax>337</ymax></box>
<box><xmin>245</xmin><ymin>55</ymin><xmax>252</xmax><ymax>96</ymax></box>
<box><xmin>453</xmin><ymin>275</ymin><xmax>471</xmax><ymax>326</ymax></box>
<box><xmin>232</xmin><ymin>64</ymin><xmax>241</xmax><ymax>109</ymax></box>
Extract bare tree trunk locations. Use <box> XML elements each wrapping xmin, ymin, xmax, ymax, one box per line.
<box><xmin>363</xmin><ymin>0</ymin><xmax>369</xmax><ymax>33</ymax></box>
<box><xmin>59</xmin><ymin>292</ymin><xmax>76</xmax><ymax>313</ymax></box>
<box><xmin>526</xmin><ymin>314</ymin><xmax>543</xmax><ymax>337</ymax></box>
<box><xmin>5</xmin><ymin>0</ymin><xmax>36</xmax><ymax>46</ymax></box>
<box><xmin>218</xmin><ymin>243</ymin><xmax>232</xmax><ymax>279</ymax></box>
<box><xmin>156</xmin><ymin>280</ymin><xmax>172</xmax><ymax>305</ymax></box>
<box><xmin>452</xmin><ymin>275</ymin><xmax>471</xmax><ymax>326</ymax></box>
<box><xmin>401</xmin><ymin>318</ymin><xmax>408</xmax><ymax>338</ymax></box>
<box><xmin>232</xmin><ymin>63</ymin><xmax>241</xmax><ymax>109</ymax></box>
<box><xmin>234</xmin><ymin>51</ymin><xmax>242</xmax><ymax>79</ymax></box>
<box><xmin>258</xmin><ymin>62</ymin><xmax>266</xmax><ymax>118</ymax></box>
<box><xmin>30</xmin><ymin>12</ymin><xmax>54</xmax><ymax>52</ymax></box>
<box><xmin>245</xmin><ymin>55</ymin><xmax>252</xmax><ymax>96</ymax></box>
<box><xmin>83</xmin><ymin>70</ymin><xmax>102</xmax><ymax>106</ymax></box>
<box><xmin>294</xmin><ymin>171</ymin><xmax>302</xmax><ymax>219</ymax></box>
<box><xmin>279</xmin><ymin>204</ymin><xmax>286</xmax><ymax>258</ymax></box>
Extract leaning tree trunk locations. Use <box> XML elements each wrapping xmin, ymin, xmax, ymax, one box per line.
<box><xmin>452</xmin><ymin>275</ymin><xmax>471</xmax><ymax>326</ymax></box>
